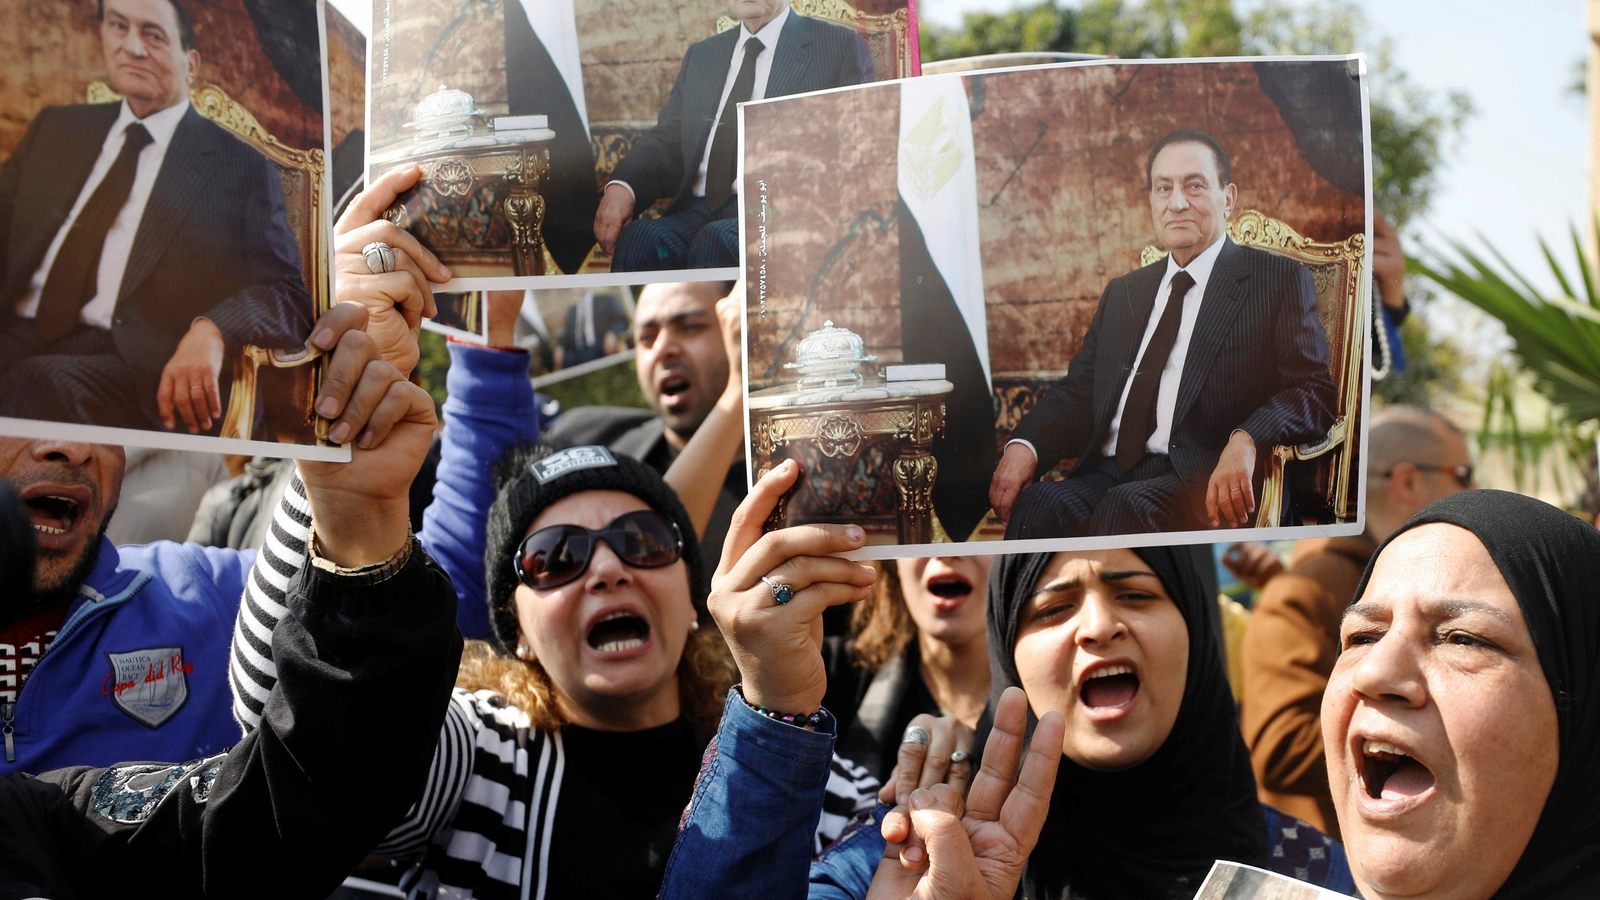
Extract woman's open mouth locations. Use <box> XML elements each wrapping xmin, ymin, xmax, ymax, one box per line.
<box><xmin>1357</xmin><ymin>737</ymin><xmax>1436</xmax><ymax>813</ymax></box>
<box><xmin>1079</xmin><ymin>663</ymin><xmax>1140</xmax><ymax>719</ymax></box>
<box><xmin>587</xmin><ymin>610</ymin><xmax>652</xmax><ymax>656</ymax></box>
<box><xmin>925</xmin><ymin>574</ymin><xmax>972</xmax><ymax>609</ymax></box>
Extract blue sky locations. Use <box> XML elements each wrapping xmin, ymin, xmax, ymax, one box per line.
<box><xmin>329</xmin><ymin>0</ymin><xmax>1589</xmax><ymax>293</ymax></box>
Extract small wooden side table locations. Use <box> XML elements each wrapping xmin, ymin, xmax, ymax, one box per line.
<box><xmin>749</xmin><ymin>379</ymin><xmax>952</xmax><ymax>544</ymax></box>
<box><xmin>370</xmin><ymin>128</ymin><xmax>555</xmax><ymax>277</ymax></box>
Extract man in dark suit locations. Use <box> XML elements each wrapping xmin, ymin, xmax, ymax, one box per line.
<box><xmin>554</xmin><ymin>290</ymin><xmax>630</xmax><ymax>369</ymax></box>
<box><xmin>592</xmin><ymin>0</ymin><xmax>872</xmax><ymax>272</ymax></box>
<box><xmin>0</xmin><ymin>0</ymin><xmax>312</xmax><ymax>434</ymax></box>
<box><xmin>989</xmin><ymin>129</ymin><xmax>1337</xmax><ymax>538</ymax></box>
<box><xmin>546</xmin><ymin>281</ymin><xmax>745</xmax><ymax>573</ymax></box>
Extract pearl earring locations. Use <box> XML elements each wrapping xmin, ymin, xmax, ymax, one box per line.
<box><xmin>689</xmin><ymin>620</ymin><xmax>701</xmax><ymax>633</ymax></box>
<box><xmin>516</xmin><ymin>644</ymin><xmax>531</xmax><ymax>658</ymax></box>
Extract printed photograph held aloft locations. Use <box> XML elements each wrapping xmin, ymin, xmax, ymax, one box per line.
<box><xmin>0</xmin><ymin>0</ymin><xmax>347</xmax><ymax>460</ymax></box>
<box><xmin>364</xmin><ymin>0</ymin><xmax>917</xmax><ymax>291</ymax></box>
<box><xmin>740</xmin><ymin>56</ymin><xmax>1372</xmax><ymax>556</ymax></box>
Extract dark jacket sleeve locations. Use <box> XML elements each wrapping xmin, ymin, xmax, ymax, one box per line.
<box><xmin>45</xmin><ymin>544</ymin><xmax>463</xmax><ymax>899</ymax></box>
<box><xmin>1009</xmin><ymin>278</ymin><xmax>1115</xmax><ymax>476</ymax></box>
<box><xmin>0</xmin><ymin>117</ymin><xmax>40</xmax><ymax>294</ymax></box>
<box><xmin>198</xmin><ymin>145</ymin><xmax>315</xmax><ymax>350</ymax></box>
<box><xmin>1236</xmin><ymin>262</ymin><xmax>1337</xmax><ymax>450</ymax></box>
<box><xmin>611</xmin><ymin>43</ymin><xmax>697</xmax><ymax>214</ymax></box>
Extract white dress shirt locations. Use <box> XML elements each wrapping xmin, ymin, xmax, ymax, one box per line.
<box><xmin>16</xmin><ymin>99</ymin><xmax>190</xmax><ymax>331</ymax></box>
<box><xmin>1008</xmin><ymin>233</ymin><xmax>1228</xmax><ymax>465</ymax></box>
<box><xmin>608</xmin><ymin>6</ymin><xmax>789</xmax><ymax>204</ymax></box>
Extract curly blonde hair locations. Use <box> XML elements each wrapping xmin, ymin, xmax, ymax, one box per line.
<box><xmin>849</xmin><ymin>561</ymin><xmax>917</xmax><ymax>672</ymax></box>
<box><xmin>455</xmin><ymin>624</ymin><xmax>737</xmax><ymax>743</ymax></box>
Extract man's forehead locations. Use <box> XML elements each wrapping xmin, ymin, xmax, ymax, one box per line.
<box><xmin>1151</xmin><ymin>142</ymin><xmax>1220</xmax><ymax>180</ymax></box>
<box><xmin>635</xmin><ymin>284</ymin><xmax>719</xmax><ymax>326</ymax></box>
<box><xmin>104</xmin><ymin>0</ymin><xmax>178</xmax><ymax>29</ymax></box>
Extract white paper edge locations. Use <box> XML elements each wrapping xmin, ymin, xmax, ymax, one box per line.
<box><xmin>529</xmin><ymin>347</ymin><xmax>637</xmax><ymax>388</ymax></box>
<box><xmin>738</xmin><ymin>54</ymin><xmax>1375</xmax><ymax>559</ymax></box>
<box><xmin>0</xmin><ymin>417</ymin><xmax>350</xmax><ymax>462</ymax></box>
<box><xmin>430</xmin><ymin>267</ymin><xmax>740</xmax><ymax>292</ymax></box>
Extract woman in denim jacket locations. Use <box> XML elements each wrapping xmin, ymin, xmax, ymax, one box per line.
<box><xmin>659</xmin><ymin>462</ymin><xmax>1354</xmax><ymax>899</ymax></box>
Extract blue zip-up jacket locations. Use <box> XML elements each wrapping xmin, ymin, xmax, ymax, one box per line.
<box><xmin>1</xmin><ymin>540</ymin><xmax>253</xmax><ymax>777</ymax></box>
<box><xmin>660</xmin><ymin>694</ymin><xmax>1358</xmax><ymax>899</ymax></box>
<box><xmin>423</xmin><ymin>341</ymin><xmax>540</xmax><ymax>639</ymax></box>
<box><xmin>3</xmin><ymin>341</ymin><xmax>535</xmax><ymax>776</ymax></box>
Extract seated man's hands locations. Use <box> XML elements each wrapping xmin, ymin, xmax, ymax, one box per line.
<box><xmin>331</xmin><ymin>164</ymin><xmax>451</xmax><ymax>376</ymax></box>
<box><xmin>295</xmin><ymin>301</ymin><xmax>438</xmax><ymax>567</ymax></box>
<box><xmin>594</xmin><ymin>183</ymin><xmax>634</xmax><ymax>257</ymax></box>
<box><xmin>1222</xmin><ymin>541</ymin><xmax>1284</xmax><ymax>590</ymax></box>
<box><xmin>1206</xmin><ymin>431</ymin><xmax>1257</xmax><ymax>528</ymax></box>
<box><xmin>866</xmin><ymin>687</ymin><xmax>1064</xmax><ymax>900</ymax></box>
<box><xmin>709</xmin><ymin>458</ymin><xmax>878</xmax><ymax>714</ymax></box>
<box><xmin>879</xmin><ymin>714</ymin><xmax>976</xmax><ymax>808</ymax></box>
<box><xmin>988</xmin><ymin>443</ymin><xmax>1037</xmax><ymax>524</ymax></box>
<box><xmin>158</xmin><ymin>317</ymin><xmax>225</xmax><ymax>433</ymax></box>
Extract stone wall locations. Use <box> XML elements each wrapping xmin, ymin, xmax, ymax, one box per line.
<box><xmin>0</xmin><ymin>0</ymin><xmax>327</xmax><ymax>158</ymax></box>
<box><xmin>742</xmin><ymin>60</ymin><xmax>1367</xmax><ymax>386</ymax></box>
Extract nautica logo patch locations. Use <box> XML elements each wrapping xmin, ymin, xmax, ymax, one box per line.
<box><xmin>103</xmin><ymin>647</ymin><xmax>191</xmax><ymax>728</ymax></box>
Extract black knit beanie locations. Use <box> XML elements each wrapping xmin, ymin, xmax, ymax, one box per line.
<box><xmin>484</xmin><ymin>443</ymin><xmax>707</xmax><ymax>653</ymax></box>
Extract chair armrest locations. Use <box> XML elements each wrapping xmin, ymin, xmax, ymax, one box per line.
<box><xmin>1284</xmin><ymin>416</ymin><xmax>1349</xmax><ymax>463</ymax></box>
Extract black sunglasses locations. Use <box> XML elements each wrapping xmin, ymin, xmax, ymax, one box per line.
<box><xmin>513</xmin><ymin>509</ymin><xmax>683</xmax><ymax>590</ymax></box>
<box><xmin>1382</xmin><ymin>463</ymin><xmax>1474</xmax><ymax>489</ymax></box>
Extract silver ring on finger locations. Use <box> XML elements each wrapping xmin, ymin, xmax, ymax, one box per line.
<box><xmin>901</xmin><ymin>726</ymin><xmax>930</xmax><ymax>746</ymax></box>
<box><xmin>362</xmin><ymin>241</ymin><xmax>397</xmax><ymax>274</ymax></box>
<box><xmin>949</xmin><ymin>750</ymin><xmax>970</xmax><ymax>765</ymax></box>
<box><xmin>1230</xmin><ymin>486</ymin><xmax>1242</xmax><ymax>493</ymax></box>
<box><xmin>760</xmin><ymin>575</ymin><xmax>795</xmax><ymax>605</ymax></box>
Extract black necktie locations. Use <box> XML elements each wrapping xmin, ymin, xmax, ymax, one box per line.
<box><xmin>36</xmin><ymin>122</ymin><xmax>154</xmax><ymax>343</ymax></box>
<box><xmin>703</xmin><ymin>36</ymin><xmax>765</xmax><ymax>212</ymax></box>
<box><xmin>1115</xmin><ymin>269</ymin><xmax>1197</xmax><ymax>473</ymax></box>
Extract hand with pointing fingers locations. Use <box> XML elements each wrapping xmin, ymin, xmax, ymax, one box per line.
<box><xmin>867</xmin><ymin>687</ymin><xmax>1064</xmax><ymax>900</ymax></box>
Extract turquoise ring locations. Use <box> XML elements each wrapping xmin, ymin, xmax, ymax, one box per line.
<box><xmin>761</xmin><ymin>575</ymin><xmax>795</xmax><ymax>605</ymax></box>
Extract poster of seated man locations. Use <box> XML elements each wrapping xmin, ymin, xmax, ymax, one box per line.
<box><xmin>364</xmin><ymin>0</ymin><xmax>916</xmax><ymax>291</ymax></box>
<box><xmin>740</xmin><ymin>56</ymin><xmax>1370</xmax><ymax>555</ymax></box>
<box><xmin>0</xmin><ymin>0</ymin><xmax>343</xmax><ymax>460</ymax></box>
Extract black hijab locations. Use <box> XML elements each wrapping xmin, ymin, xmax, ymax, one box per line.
<box><xmin>1351</xmin><ymin>490</ymin><xmax>1600</xmax><ymax>899</ymax></box>
<box><xmin>983</xmin><ymin>547</ymin><xmax>1267</xmax><ymax>900</ymax></box>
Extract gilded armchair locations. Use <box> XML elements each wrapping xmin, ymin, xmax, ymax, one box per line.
<box><xmin>1142</xmin><ymin>210</ymin><xmax>1368</xmax><ymax>527</ymax></box>
<box><xmin>88</xmin><ymin>82</ymin><xmax>328</xmax><ymax>444</ymax></box>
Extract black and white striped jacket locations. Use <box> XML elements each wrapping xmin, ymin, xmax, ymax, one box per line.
<box><xmin>229</xmin><ymin>475</ymin><xmax>880</xmax><ymax>898</ymax></box>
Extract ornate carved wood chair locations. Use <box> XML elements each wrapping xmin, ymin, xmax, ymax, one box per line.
<box><xmin>87</xmin><ymin>82</ymin><xmax>327</xmax><ymax>444</ymax></box>
<box><xmin>1141</xmin><ymin>210</ymin><xmax>1368</xmax><ymax>526</ymax></box>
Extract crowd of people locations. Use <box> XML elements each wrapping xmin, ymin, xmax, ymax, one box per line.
<box><xmin>0</xmin><ymin>169</ymin><xmax>1595</xmax><ymax>900</ymax></box>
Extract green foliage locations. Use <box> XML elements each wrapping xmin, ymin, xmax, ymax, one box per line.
<box><xmin>540</xmin><ymin>359</ymin><xmax>651</xmax><ymax>412</ymax></box>
<box><xmin>1412</xmin><ymin>226</ymin><xmax>1600</xmax><ymax>424</ymax></box>
<box><xmin>920</xmin><ymin>0</ymin><xmax>1077</xmax><ymax>60</ymax></box>
<box><xmin>1374</xmin><ymin>297</ymin><xmax>1465</xmax><ymax>409</ymax></box>
<box><xmin>1412</xmin><ymin>226</ymin><xmax>1600</xmax><ymax>503</ymax></box>
<box><xmin>416</xmin><ymin>328</ymin><xmax>451</xmax><ymax>410</ymax></box>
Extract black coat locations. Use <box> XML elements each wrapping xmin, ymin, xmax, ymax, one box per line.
<box><xmin>610</xmin><ymin>13</ymin><xmax>873</xmax><ymax>214</ymax></box>
<box><xmin>1012</xmin><ymin>238</ymin><xmax>1338</xmax><ymax>484</ymax></box>
<box><xmin>0</xmin><ymin>547</ymin><xmax>462</xmax><ymax>900</ymax></box>
<box><xmin>0</xmin><ymin>103</ymin><xmax>314</xmax><ymax>424</ymax></box>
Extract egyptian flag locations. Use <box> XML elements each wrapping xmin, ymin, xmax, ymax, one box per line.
<box><xmin>506</xmin><ymin>0</ymin><xmax>599</xmax><ymax>275</ymax></box>
<box><xmin>896</xmin><ymin>77</ymin><xmax>996</xmax><ymax>542</ymax></box>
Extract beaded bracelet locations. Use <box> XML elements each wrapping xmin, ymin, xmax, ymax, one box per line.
<box><xmin>736</xmin><ymin>685</ymin><xmax>823</xmax><ymax>729</ymax></box>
